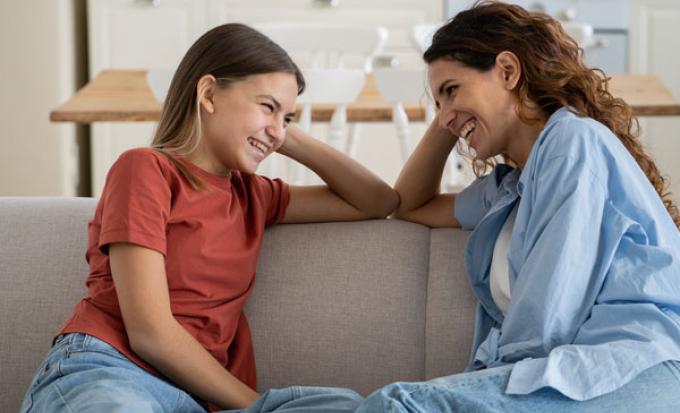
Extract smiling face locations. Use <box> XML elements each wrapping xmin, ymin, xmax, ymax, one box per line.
<box><xmin>428</xmin><ymin>56</ymin><xmax>521</xmax><ymax>161</ymax></box>
<box><xmin>195</xmin><ymin>72</ymin><xmax>298</xmax><ymax>175</ymax></box>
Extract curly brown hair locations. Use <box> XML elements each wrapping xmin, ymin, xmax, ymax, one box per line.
<box><xmin>424</xmin><ymin>0</ymin><xmax>680</xmax><ymax>228</ymax></box>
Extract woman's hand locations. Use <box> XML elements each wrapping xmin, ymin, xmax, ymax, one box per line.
<box><xmin>392</xmin><ymin>116</ymin><xmax>462</xmax><ymax>228</ymax></box>
<box><xmin>277</xmin><ymin>124</ymin><xmax>399</xmax><ymax>223</ymax></box>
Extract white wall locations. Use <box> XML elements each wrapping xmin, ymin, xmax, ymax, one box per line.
<box><xmin>0</xmin><ymin>0</ymin><xmax>88</xmax><ymax>196</ymax></box>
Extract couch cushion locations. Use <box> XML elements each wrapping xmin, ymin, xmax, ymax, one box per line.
<box><xmin>425</xmin><ymin>228</ymin><xmax>476</xmax><ymax>379</ymax></box>
<box><xmin>248</xmin><ymin>219</ymin><xmax>431</xmax><ymax>395</ymax></box>
<box><xmin>0</xmin><ymin>197</ymin><xmax>95</xmax><ymax>411</ymax></box>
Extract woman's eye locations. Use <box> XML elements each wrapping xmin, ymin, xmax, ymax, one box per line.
<box><xmin>446</xmin><ymin>85</ymin><xmax>458</xmax><ymax>95</ymax></box>
<box><xmin>284</xmin><ymin>117</ymin><xmax>292</xmax><ymax>126</ymax></box>
<box><xmin>262</xmin><ymin>103</ymin><xmax>274</xmax><ymax>112</ymax></box>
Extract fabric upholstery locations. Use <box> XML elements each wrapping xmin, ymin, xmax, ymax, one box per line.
<box><xmin>0</xmin><ymin>197</ymin><xmax>474</xmax><ymax>411</ymax></box>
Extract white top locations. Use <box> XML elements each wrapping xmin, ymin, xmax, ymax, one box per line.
<box><xmin>489</xmin><ymin>202</ymin><xmax>518</xmax><ymax>315</ymax></box>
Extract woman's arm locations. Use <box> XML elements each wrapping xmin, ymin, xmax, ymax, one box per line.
<box><xmin>109</xmin><ymin>243</ymin><xmax>259</xmax><ymax>410</ymax></box>
<box><xmin>392</xmin><ymin>117</ymin><xmax>461</xmax><ymax>228</ymax></box>
<box><xmin>278</xmin><ymin>124</ymin><xmax>399</xmax><ymax>223</ymax></box>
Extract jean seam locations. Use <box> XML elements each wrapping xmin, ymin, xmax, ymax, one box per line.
<box><xmin>664</xmin><ymin>360</ymin><xmax>680</xmax><ymax>383</ymax></box>
<box><xmin>53</xmin><ymin>379</ymin><xmax>77</xmax><ymax>413</ymax></box>
<box><xmin>171</xmin><ymin>388</ymin><xmax>185</xmax><ymax>413</ymax></box>
<box><xmin>291</xmin><ymin>385</ymin><xmax>302</xmax><ymax>400</ymax></box>
<box><xmin>66</xmin><ymin>347</ymin><xmax>129</xmax><ymax>362</ymax></box>
<box><xmin>23</xmin><ymin>389</ymin><xmax>34</xmax><ymax>413</ymax></box>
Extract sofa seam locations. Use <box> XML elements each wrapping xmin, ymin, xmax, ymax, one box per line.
<box><xmin>423</xmin><ymin>228</ymin><xmax>433</xmax><ymax>380</ymax></box>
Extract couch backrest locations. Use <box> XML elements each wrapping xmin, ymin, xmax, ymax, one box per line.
<box><xmin>0</xmin><ymin>197</ymin><xmax>475</xmax><ymax>410</ymax></box>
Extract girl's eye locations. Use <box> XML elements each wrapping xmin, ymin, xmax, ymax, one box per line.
<box><xmin>262</xmin><ymin>103</ymin><xmax>274</xmax><ymax>112</ymax></box>
<box><xmin>446</xmin><ymin>85</ymin><xmax>458</xmax><ymax>96</ymax></box>
<box><xmin>284</xmin><ymin>117</ymin><xmax>292</xmax><ymax>126</ymax></box>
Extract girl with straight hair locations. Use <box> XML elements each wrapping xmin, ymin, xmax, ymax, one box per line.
<box><xmin>20</xmin><ymin>23</ymin><xmax>396</xmax><ymax>412</ymax></box>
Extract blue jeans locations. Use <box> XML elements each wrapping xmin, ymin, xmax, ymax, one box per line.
<box><xmin>20</xmin><ymin>333</ymin><xmax>362</xmax><ymax>413</ymax></box>
<box><xmin>20</xmin><ymin>333</ymin><xmax>207</xmax><ymax>412</ymax></box>
<box><xmin>22</xmin><ymin>333</ymin><xmax>680</xmax><ymax>413</ymax></box>
<box><xmin>224</xmin><ymin>362</ymin><xmax>680</xmax><ymax>413</ymax></box>
<box><xmin>354</xmin><ymin>362</ymin><xmax>680</xmax><ymax>413</ymax></box>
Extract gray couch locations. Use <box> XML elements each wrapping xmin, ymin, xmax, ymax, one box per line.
<box><xmin>0</xmin><ymin>197</ymin><xmax>476</xmax><ymax>411</ymax></box>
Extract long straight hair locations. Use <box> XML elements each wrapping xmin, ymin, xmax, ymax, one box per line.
<box><xmin>151</xmin><ymin>23</ymin><xmax>305</xmax><ymax>189</ymax></box>
<box><xmin>425</xmin><ymin>1</ymin><xmax>680</xmax><ymax>228</ymax></box>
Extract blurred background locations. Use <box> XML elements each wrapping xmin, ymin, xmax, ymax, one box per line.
<box><xmin>1</xmin><ymin>0</ymin><xmax>678</xmax><ymax>203</ymax></box>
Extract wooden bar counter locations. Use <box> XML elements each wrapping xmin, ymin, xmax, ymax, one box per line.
<box><xmin>50</xmin><ymin>69</ymin><xmax>680</xmax><ymax>123</ymax></box>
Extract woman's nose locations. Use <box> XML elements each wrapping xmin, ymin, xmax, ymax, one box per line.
<box><xmin>438</xmin><ymin>105</ymin><xmax>457</xmax><ymax>129</ymax></box>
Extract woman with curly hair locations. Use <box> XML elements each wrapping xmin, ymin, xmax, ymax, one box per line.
<box><xmin>356</xmin><ymin>1</ymin><xmax>680</xmax><ymax>411</ymax></box>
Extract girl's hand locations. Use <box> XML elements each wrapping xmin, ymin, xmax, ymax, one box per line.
<box><xmin>275</xmin><ymin>124</ymin><xmax>305</xmax><ymax>158</ymax></box>
<box><xmin>276</xmin><ymin>124</ymin><xmax>399</xmax><ymax>223</ymax></box>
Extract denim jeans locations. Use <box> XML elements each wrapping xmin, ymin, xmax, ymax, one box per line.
<box><xmin>19</xmin><ymin>333</ymin><xmax>362</xmax><ymax>413</ymax></box>
<box><xmin>224</xmin><ymin>363</ymin><xmax>680</xmax><ymax>413</ymax></box>
<box><xmin>354</xmin><ymin>362</ymin><xmax>680</xmax><ymax>413</ymax></box>
<box><xmin>21</xmin><ymin>333</ymin><xmax>680</xmax><ymax>412</ymax></box>
<box><xmin>20</xmin><ymin>333</ymin><xmax>206</xmax><ymax>413</ymax></box>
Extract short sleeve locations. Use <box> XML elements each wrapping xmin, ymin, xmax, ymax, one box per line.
<box><xmin>454</xmin><ymin>164</ymin><xmax>514</xmax><ymax>230</ymax></box>
<box><xmin>98</xmin><ymin>149</ymin><xmax>172</xmax><ymax>255</ymax></box>
<box><xmin>250</xmin><ymin>175</ymin><xmax>290</xmax><ymax>227</ymax></box>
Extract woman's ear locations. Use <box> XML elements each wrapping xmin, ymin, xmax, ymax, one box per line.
<box><xmin>197</xmin><ymin>74</ymin><xmax>217</xmax><ymax>114</ymax></box>
<box><xmin>495</xmin><ymin>51</ymin><xmax>521</xmax><ymax>90</ymax></box>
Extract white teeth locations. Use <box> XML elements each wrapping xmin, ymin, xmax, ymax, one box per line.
<box><xmin>459</xmin><ymin>119</ymin><xmax>476</xmax><ymax>140</ymax></box>
<box><xmin>247</xmin><ymin>138</ymin><xmax>268</xmax><ymax>154</ymax></box>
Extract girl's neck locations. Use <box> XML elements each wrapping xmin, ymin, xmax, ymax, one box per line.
<box><xmin>185</xmin><ymin>144</ymin><xmax>232</xmax><ymax>178</ymax></box>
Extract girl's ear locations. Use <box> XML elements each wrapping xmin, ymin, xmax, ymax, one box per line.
<box><xmin>495</xmin><ymin>51</ymin><xmax>521</xmax><ymax>90</ymax></box>
<box><xmin>197</xmin><ymin>74</ymin><xmax>217</xmax><ymax>114</ymax></box>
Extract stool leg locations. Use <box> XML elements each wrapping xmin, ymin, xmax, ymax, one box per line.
<box><xmin>393</xmin><ymin>103</ymin><xmax>411</xmax><ymax>164</ymax></box>
<box><xmin>346</xmin><ymin>123</ymin><xmax>361</xmax><ymax>158</ymax></box>
<box><xmin>293</xmin><ymin>104</ymin><xmax>313</xmax><ymax>184</ymax></box>
<box><xmin>328</xmin><ymin>105</ymin><xmax>348</xmax><ymax>152</ymax></box>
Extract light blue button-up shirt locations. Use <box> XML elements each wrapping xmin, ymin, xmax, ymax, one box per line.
<box><xmin>454</xmin><ymin>107</ymin><xmax>680</xmax><ymax>401</ymax></box>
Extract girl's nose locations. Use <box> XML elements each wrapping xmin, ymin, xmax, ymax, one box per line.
<box><xmin>266</xmin><ymin>123</ymin><xmax>285</xmax><ymax>145</ymax></box>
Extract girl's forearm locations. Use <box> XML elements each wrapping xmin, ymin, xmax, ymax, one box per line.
<box><xmin>279</xmin><ymin>126</ymin><xmax>399</xmax><ymax>217</ymax></box>
<box><xmin>131</xmin><ymin>320</ymin><xmax>259</xmax><ymax>410</ymax></box>
<box><xmin>394</xmin><ymin>120</ymin><xmax>458</xmax><ymax>214</ymax></box>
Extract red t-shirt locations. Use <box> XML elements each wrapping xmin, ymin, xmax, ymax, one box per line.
<box><xmin>58</xmin><ymin>148</ymin><xmax>289</xmax><ymax>391</ymax></box>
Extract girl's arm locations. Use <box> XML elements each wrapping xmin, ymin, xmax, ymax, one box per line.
<box><xmin>392</xmin><ymin>117</ymin><xmax>462</xmax><ymax>228</ymax></box>
<box><xmin>109</xmin><ymin>243</ymin><xmax>259</xmax><ymax>410</ymax></box>
<box><xmin>278</xmin><ymin>124</ymin><xmax>399</xmax><ymax>223</ymax></box>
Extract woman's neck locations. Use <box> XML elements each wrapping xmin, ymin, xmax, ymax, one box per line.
<box><xmin>506</xmin><ymin>109</ymin><xmax>547</xmax><ymax>170</ymax></box>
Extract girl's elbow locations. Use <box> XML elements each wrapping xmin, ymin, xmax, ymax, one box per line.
<box><xmin>127</xmin><ymin>320</ymin><xmax>172</xmax><ymax>360</ymax></box>
<box><xmin>371</xmin><ymin>187</ymin><xmax>400</xmax><ymax>218</ymax></box>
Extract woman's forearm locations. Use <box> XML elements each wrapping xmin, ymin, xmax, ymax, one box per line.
<box><xmin>279</xmin><ymin>125</ymin><xmax>399</xmax><ymax>217</ymax></box>
<box><xmin>130</xmin><ymin>319</ymin><xmax>259</xmax><ymax>410</ymax></box>
<box><xmin>393</xmin><ymin>119</ymin><xmax>458</xmax><ymax>215</ymax></box>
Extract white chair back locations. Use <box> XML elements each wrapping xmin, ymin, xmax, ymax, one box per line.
<box><xmin>255</xmin><ymin>22</ymin><xmax>388</xmax><ymax>72</ymax></box>
<box><xmin>373</xmin><ymin>66</ymin><xmax>475</xmax><ymax>190</ymax></box>
<box><xmin>255</xmin><ymin>22</ymin><xmax>387</xmax><ymax>183</ymax></box>
<box><xmin>373</xmin><ymin>67</ymin><xmax>433</xmax><ymax>163</ymax></box>
<box><xmin>411</xmin><ymin>23</ymin><xmax>442</xmax><ymax>53</ymax></box>
<box><xmin>297</xmin><ymin>68</ymin><xmax>365</xmax><ymax>153</ymax></box>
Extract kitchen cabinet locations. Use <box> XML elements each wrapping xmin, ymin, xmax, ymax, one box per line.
<box><xmin>630</xmin><ymin>0</ymin><xmax>680</xmax><ymax>203</ymax></box>
<box><xmin>87</xmin><ymin>0</ymin><xmax>206</xmax><ymax>194</ymax></box>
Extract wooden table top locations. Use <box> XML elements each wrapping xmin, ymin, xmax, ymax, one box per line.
<box><xmin>50</xmin><ymin>69</ymin><xmax>680</xmax><ymax>123</ymax></box>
